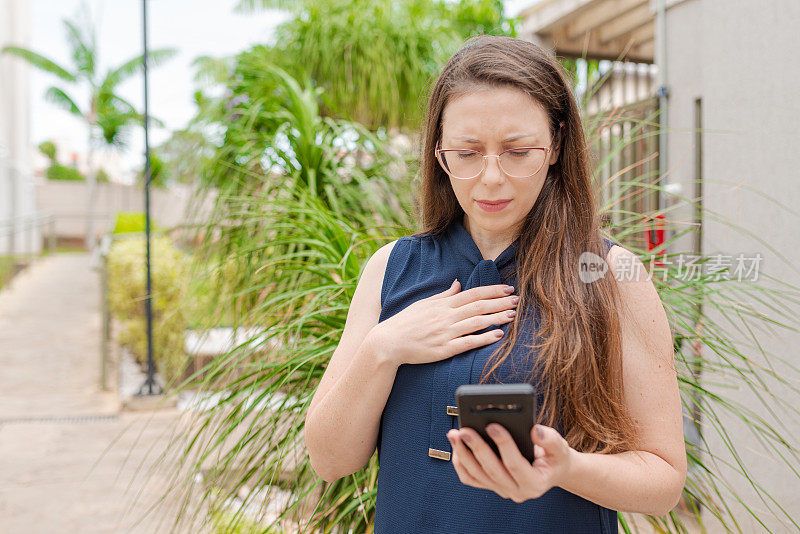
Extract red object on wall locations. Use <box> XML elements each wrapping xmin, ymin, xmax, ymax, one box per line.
<box><xmin>646</xmin><ymin>214</ymin><xmax>664</xmax><ymax>251</ymax></box>
<box><xmin>645</xmin><ymin>214</ymin><xmax>666</xmax><ymax>268</ymax></box>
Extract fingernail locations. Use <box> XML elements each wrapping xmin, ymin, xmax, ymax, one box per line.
<box><xmin>503</xmin><ymin>285</ymin><xmax>514</xmax><ymax>294</ymax></box>
<box><xmin>511</xmin><ymin>296</ymin><xmax>520</xmax><ymax>304</ymax></box>
<box><xmin>462</xmin><ymin>433</ymin><xmax>473</xmax><ymax>444</ymax></box>
<box><xmin>486</xmin><ymin>424</ymin><xmax>499</xmax><ymax>437</ymax></box>
<box><xmin>534</xmin><ymin>425</ymin><xmax>544</xmax><ymax>439</ymax></box>
<box><xmin>506</xmin><ymin>310</ymin><xmax>517</xmax><ymax>318</ymax></box>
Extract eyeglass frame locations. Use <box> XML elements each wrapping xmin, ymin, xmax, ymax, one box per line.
<box><xmin>434</xmin><ymin>142</ymin><xmax>553</xmax><ymax>180</ymax></box>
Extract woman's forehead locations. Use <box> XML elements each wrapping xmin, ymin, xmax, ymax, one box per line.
<box><xmin>441</xmin><ymin>89</ymin><xmax>550</xmax><ymax>140</ymax></box>
<box><xmin>441</xmin><ymin>115</ymin><xmax>550</xmax><ymax>144</ymax></box>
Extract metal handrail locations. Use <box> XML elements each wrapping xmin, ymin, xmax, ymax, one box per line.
<box><xmin>0</xmin><ymin>212</ymin><xmax>57</xmax><ymax>256</ymax></box>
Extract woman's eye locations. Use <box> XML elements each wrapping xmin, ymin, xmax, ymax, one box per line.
<box><xmin>456</xmin><ymin>151</ymin><xmax>478</xmax><ymax>159</ymax></box>
<box><xmin>508</xmin><ymin>150</ymin><xmax>532</xmax><ymax>158</ymax></box>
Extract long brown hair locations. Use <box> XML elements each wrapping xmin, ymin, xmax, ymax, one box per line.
<box><xmin>412</xmin><ymin>34</ymin><xmax>638</xmax><ymax>454</ymax></box>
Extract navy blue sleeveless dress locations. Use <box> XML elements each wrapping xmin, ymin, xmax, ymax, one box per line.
<box><xmin>374</xmin><ymin>215</ymin><xmax>619</xmax><ymax>534</ymax></box>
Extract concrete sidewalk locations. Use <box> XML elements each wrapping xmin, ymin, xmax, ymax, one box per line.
<box><xmin>0</xmin><ymin>253</ymin><xmax>208</xmax><ymax>533</ymax></box>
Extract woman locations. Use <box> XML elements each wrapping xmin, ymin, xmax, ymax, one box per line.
<box><xmin>304</xmin><ymin>34</ymin><xmax>686</xmax><ymax>533</ymax></box>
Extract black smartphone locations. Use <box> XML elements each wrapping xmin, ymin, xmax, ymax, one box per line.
<box><xmin>455</xmin><ymin>383</ymin><xmax>537</xmax><ymax>463</ymax></box>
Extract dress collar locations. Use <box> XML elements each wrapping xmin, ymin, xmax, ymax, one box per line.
<box><xmin>445</xmin><ymin>215</ymin><xmax>520</xmax><ymax>271</ymax></box>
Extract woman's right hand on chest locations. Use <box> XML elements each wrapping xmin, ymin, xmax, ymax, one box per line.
<box><xmin>372</xmin><ymin>279</ymin><xmax>519</xmax><ymax>367</ymax></box>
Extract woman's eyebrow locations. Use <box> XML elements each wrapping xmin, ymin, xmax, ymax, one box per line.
<box><xmin>453</xmin><ymin>133</ymin><xmax>539</xmax><ymax>143</ymax></box>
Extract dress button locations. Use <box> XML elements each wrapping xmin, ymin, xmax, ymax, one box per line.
<box><xmin>428</xmin><ymin>448</ymin><xmax>451</xmax><ymax>461</ymax></box>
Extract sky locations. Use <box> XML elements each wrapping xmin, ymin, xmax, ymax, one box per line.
<box><xmin>23</xmin><ymin>0</ymin><xmax>538</xmax><ymax>182</ymax></box>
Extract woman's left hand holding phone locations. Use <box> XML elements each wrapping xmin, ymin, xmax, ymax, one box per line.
<box><xmin>446</xmin><ymin>422</ymin><xmax>576</xmax><ymax>502</ymax></box>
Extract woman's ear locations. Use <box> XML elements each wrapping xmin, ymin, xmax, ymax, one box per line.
<box><xmin>550</xmin><ymin>121</ymin><xmax>564</xmax><ymax>165</ymax></box>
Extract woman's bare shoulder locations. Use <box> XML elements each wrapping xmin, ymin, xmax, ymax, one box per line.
<box><xmin>605</xmin><ymin>243</ymin><xmax>649</xmax><ymax>283</ymax></box>
<box><xmin>354</xmin><ymin>239</ymin><xmax>402</xmax><ymax>314</ymax></box>
<box><xmin>368</xmin><ymin>238</ymin><xmax>401</xmax><ymax>278</ymax></box>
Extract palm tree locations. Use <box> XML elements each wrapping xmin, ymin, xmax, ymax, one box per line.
<box><xmin>1</xmin><ymin>2</ymin><xmax>177</xmax><ymax>249</ymax></box>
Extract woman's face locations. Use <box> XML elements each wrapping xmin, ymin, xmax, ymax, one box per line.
<box><xmin>440</xmin><ymin>84</ymin><xmax>560</xmax><ymax>239</ymax></box>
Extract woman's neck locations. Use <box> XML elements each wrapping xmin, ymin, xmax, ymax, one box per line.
<box><xmin>462</xmin><ymin>213</ymin><xmax>519</xmax><ymax>262</ymax></box>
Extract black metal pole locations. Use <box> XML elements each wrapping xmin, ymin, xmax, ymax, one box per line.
<box><xmin>137</xmin><ymin>0</ymin><xmax>160</xmax><ymax>396</ymax></box>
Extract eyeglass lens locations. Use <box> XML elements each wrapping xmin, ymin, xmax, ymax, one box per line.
<box><xmin>439</xmin><ymin>148</ymin><xmax>546</xmax><ymax>179</ymax></box>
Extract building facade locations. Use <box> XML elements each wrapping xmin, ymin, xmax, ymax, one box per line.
<box><xmin>0</xmin><ymin>0</ymin><xmax>39</xmax><ymax>255</ymax></box>
<box><xmin>663</xmin><ymin>1</ymin><xmax>800</xmax><ymax>531</ymax></box>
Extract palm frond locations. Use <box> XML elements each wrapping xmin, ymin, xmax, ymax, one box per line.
<box><xmin>43</xmin><ymin>86</ymin><xmax>83</xmax><ymax>118</ymax></box>
<box><xmin>190</xmin><ymin>55</ymin><xmax>236</xmax><ymax>87</ymax></box>
<box><xmin>63</xmin><ymin>18</ymin><xmax>95</xmax><ymax>77</ymax></box>
<box><xmin>104</xmin><ymin>48</ymin><xmax>179</xmax><ymax>88</ymax></box>
<box><xmin>0</xmin><ymin>46</ymin><xmax>76</xmax><ymax>82</ymax></box>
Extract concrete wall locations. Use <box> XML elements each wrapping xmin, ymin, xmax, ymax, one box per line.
<box><xmin>35</xmin><ymin>180</ymin><xmax>217</xmax><ymax>244</ymax></box>
<box><xmin>664</xmin><ymin>0</ymin><xmax>800</xmax><ymax>531</ymax></box>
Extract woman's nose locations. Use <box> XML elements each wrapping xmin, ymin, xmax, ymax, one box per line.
<box><xmin>481</xmin><ymin>155</ymin><xmax>505</xmax><ymax>183</ymax></box>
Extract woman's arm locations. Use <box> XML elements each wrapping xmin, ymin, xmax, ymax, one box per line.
<box><xmin>559</xmin><ymin>244</ymin><xmax>687</xmax><ymax>515</ymax></box>
<box><xmin>560</xmin><ymin>447</ymin><xmax>684</xmax><ymax>516</ymax></box>
<box><xmin>304</xmin><ymin>240</ymin><xmax>399</xmax><ymax>483</ymax></box>
<box><xmin>446</xmin><ymin>244</ymin><xmax>687</xmax><ymax>516</ymax></box>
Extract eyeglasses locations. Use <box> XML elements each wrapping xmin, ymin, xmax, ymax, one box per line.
<box><xmin>435</xmin><ymin>144</ymin><xmax>552</xmax><ymax>180</ymax></box>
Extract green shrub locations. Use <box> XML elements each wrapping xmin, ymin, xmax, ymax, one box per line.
<box><xmin>0</xmin><ymin>255</ymin><xmax>18</xmax><ymax>291</ymax></box>
<box><xmin>38</xmin><ymin>140</ymin><xmax>56</xmax><ymax>161</ymax></box>
<box><xmin>46</xmin><ymin>163</ymin><xmax>85</xmax><ymax>181</ymax></box>
<box><xmin>112</xmin><ymin>212</ymin><xmax>160</xmax><ymax>234</ymax></box>
<box><xmin>106</xmin><ymin>234</ymin><xmax>190</xmax><ymax>387</ymax></box>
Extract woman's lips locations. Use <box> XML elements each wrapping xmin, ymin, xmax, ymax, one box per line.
<box><xmin>476</xmin><ymin>199</ymin><xmax>511</xmax><ymax>212</ymax></box>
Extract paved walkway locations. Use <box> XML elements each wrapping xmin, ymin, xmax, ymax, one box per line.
<box><xmin>0</xmin><ymin>253</ymin><xmax>208</xmax><ymax>533</ymax></box>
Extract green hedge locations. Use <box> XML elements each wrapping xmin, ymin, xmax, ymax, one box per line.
<box><xmin>106</xmin><ymin>234</ymin><xmax>189</xmax><ymax>387</ymax></box>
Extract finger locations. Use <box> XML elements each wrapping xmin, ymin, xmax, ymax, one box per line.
<box><xmin>432</xmin><ymin>278</ymin><xmax>461</xmax><ymax>299</ymax></box>
<box><xmin>450</xmin><ymin>449</ymin><xmax>488</xmax><ymax>489</ymax></box>
<box><xmin>451</xmin><ymin>294</ymin><xmax>519</xmax><ymax>325</ymax></box>
<box><xmin>531</xmin><ymin>424</ymin><xmax>569</xmax><ymax>460</ymax></box>
<box><xmin>458</xmin><ymin>427</ymin><xmax>518</xmax><ymax>491</ymax></box>
<box><xmin>451</xmin><ymin>309</ymin><xmax>515</xmax><ymax>338</ymax></box>
<box><xmin>447</xmin><ymin>284</ymin><xmax>514</xmax><ymax>308</ymax></box>
<box><xmin>444</xmin><ymin>328</ymin><xmax>505</xmax><ymax>357</ymax></box>
<box><xmin>485</xmin><ymin>423</ymin><xmax>535</xmax><ymax>484</ymax></box>
<box><xmin>451</xmin><ymin>295</ymin><xmax>518</xmax><ymax>324</ymax></box>
<box><xmin>447</xmin><ymin>431</ymin><xmax>492</xmax><ymax>488</ymax></box>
